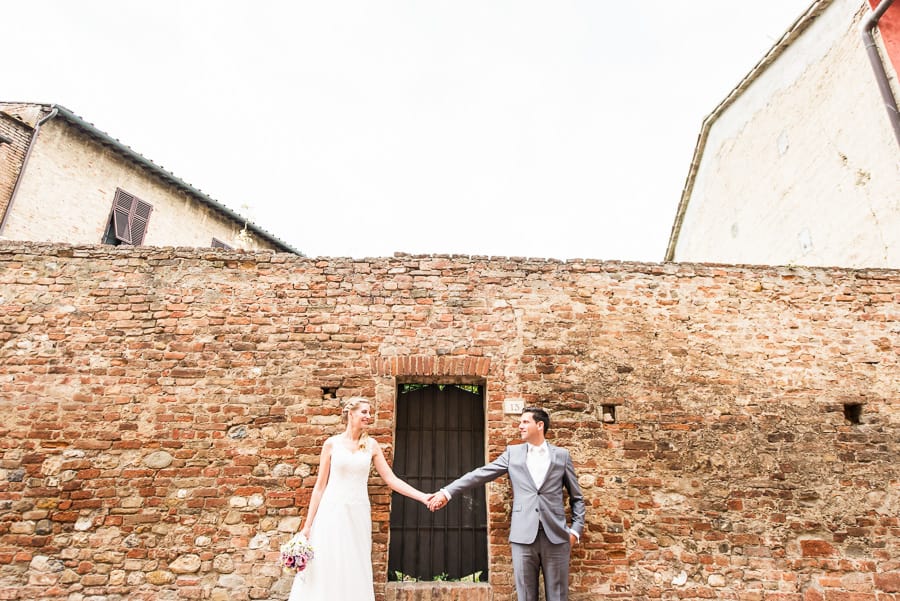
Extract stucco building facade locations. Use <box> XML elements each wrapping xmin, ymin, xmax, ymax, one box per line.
<box><xmin>667</xmin><ymin>0</ymin><xmax>900</xmax><ymax>269</ymax></box>
<box><xmin>0</xmin><ymin>103</ymin><xmax>299</xmax><ymax>254</ymax></box>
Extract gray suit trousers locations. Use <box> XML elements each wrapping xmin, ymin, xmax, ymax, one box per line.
<box><xmin>511</xmin><ymin>525</ymin><xmax>571</xmax><ymax>601</ymax></box>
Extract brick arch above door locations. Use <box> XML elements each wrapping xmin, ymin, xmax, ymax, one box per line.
<box><xmin>370</xmin><ymin>355</ymin><xmax>492</xmax><ymax>378</ymax></box>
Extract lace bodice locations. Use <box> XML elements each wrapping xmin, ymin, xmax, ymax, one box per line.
<box><xmin>323</xmin><ymin>437</ymin><xmax>372</xmax><ymax>504</ymax></box>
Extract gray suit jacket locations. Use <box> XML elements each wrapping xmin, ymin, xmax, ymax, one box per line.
<box><xmin>444</xmin><ymin>443</ymin><xmax>586</xmax><ymax>545</ymax></box>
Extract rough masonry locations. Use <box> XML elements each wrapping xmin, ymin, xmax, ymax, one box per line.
<box><xmin>0</xmin><ymin>242</ymin><xmax>897</xmax><ymax>601</ymax></box>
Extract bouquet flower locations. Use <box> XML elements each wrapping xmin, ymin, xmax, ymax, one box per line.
<box><xmin>280</xmin><ymin>533</ymin><xmax>315</xmax><ymax>573</ymax></box>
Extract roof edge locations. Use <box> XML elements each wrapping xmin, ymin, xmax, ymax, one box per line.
<box><xmin>664</xmin><ymin>0</ymin><xmax>833</xmax><ymax>262</ymax></box>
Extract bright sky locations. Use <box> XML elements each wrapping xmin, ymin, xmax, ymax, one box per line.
<box><xmin>2</xmin><ymin>1</ymin><xmax>813</xmax><ymax>261</ymax></box>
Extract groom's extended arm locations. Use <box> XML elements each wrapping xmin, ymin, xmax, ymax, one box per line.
<box><xmin>563</xmin><ymin>450</ymin><xmax>586</xmax><ymax>540</ymax></box>
<box><xmin>430</xmin><ymin>447</ymin><xmax>510</xmax><ymax>510</ymax></box>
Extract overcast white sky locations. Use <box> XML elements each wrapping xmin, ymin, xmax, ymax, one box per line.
<box><xmin>2</xmin><ymin>1</ymin><xmax>813</xmax><ymax>260</ymax></box>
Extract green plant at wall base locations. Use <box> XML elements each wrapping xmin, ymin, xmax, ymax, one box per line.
<box><xmin>399</xmin><ymin>384</ymin><xmax>482</xmax><ymax>395</ymax></box>
<box><xmin>392</xmin><ymin>570</ymin><xmax>483</xmax><ymax>582</ymax></box>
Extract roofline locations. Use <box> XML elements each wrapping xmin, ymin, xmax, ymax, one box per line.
<box><xmin>42</xmin><ymin>104</ymin><xmax>302</xmax><ymax>255</ymax></box>
<box><xmin>664</xmin><ymin>0</ymin><xmax>832</xmax><ymax>262</ymax></box>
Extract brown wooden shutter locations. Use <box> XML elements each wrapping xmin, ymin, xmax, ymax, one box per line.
<box><xmin>111</xmin><ymin>189</ymin><xmax>153</xmax><ymax>245</ymax></box>
<box><xmin>130</xmin><ymin>198</ymin><xmax>152</xmax><ymax>245</ymax></box>
<box><xmin>112</xmin><ymin>190</ymin><xmax>136</xmax><ymax>244</ymax></box>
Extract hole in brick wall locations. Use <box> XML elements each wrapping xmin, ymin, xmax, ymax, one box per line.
<box><xmin>843</xmin><ymin>403</ymin><xmax>862</xmax><ymax>425</ymax></box>
<box><xmin>601</xmin><ymin>404</ymin><xmax>617</xmax><ymax>424</ymax></box>
<box><xmin>321</xmin><ymin>387</ymin><xmax>338</xmax><ymax>399</ymax></box>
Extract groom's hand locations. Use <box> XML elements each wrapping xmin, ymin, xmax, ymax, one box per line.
<box><xmin>427</xmin><ymin>491</ymin><xmax>448</xmax><ymax>512</ymax></box>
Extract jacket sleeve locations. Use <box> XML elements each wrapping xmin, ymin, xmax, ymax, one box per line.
<box><xmin>563</xmin><ymin>450</ymin><xmax>586</xmax><ymax>537</ymax></box>
<box><xmin>443</xmin><ymin>447</ymin><xmax>510</xmax><ymax>499</ymax></box>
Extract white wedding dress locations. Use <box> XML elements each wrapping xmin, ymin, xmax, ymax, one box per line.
<box><xmin>288</xmin><ymin>436</ymin><xmax>375</xmax><ymax>601</ymax></box>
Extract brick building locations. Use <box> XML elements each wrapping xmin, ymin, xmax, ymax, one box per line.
<box><xmin>0</xmin><ymin>102</ymin><xmax>299</xmax><ymax>254</ymax></box>
<box><xmin>0</xmin><ymin>243</ymin><xmax>896</xmax><ymax>600</ymax></box>
<box><xmin>666</xmin><ymin>0</ymin><xmax>900</xmax><ymax>269</ymax></box>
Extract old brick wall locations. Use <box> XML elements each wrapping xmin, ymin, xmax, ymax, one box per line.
<box><xmin>0</xmin><ymin>112</ymin><xmax>33</xmax><ymax>227</ymax></box>
<box><xmin>0</xmin><ymin>242</ymin><xmax>897</xmax><ymax>601</ymax></box>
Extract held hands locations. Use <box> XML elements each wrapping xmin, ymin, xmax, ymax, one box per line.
<box><xmin>423</xmin><ymin>491</ymin><xmax>448</xmax><ymax>512</ymax></box>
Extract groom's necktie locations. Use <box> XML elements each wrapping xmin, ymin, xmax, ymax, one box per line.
<box><xmin>527</xmin><ymin>443</ymin><xmax>550</xmax><ymax>489</ymax></box>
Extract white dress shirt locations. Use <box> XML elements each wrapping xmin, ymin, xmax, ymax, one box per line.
<box><xmin>526</xmin><ymin>442</ymin><xmax>550</xmax><ymax>489</ymax></box>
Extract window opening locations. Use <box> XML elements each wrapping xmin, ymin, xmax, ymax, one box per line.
<box><xmin>843</xmin><ymin>403</ymin><xmax>862</xmax><ymax>425</ymax></box>
<box><xmin>103</xmin><ymin>189</ymin><xmax>152</xmax><ymax>246</ymax></box>
<box><xmin>601</xmin><ymin>404</ymin><xmax>617</xmax><ymax>424</ymax></box>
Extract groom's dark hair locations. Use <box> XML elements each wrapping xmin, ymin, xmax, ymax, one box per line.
<box><xmin>523</xmin><ymin>406</ymin><xmax>550</xmax><ymax>434</ymax></box>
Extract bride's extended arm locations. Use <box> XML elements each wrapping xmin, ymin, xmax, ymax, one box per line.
<box><xmin>372</xmin><ymin>442</ymin><xmax>428</xmax><ymax>503</ymax></box>
<box><xmin>300</xmin><ymin>439</ymin><xmax>333</xmax><ymax>537</ymax></box>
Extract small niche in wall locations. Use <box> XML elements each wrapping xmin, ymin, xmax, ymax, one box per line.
<box><xmin>321</xmin><ymin>386</ymin><xmax>338</xmax><ymax>399</ymax></box>
<box><xmin>843</xmin><ymin>403</ymin><xmax>862</xmax><ymax>425</ymax></box>
<box><xmin>601</xmin><ymin>404</ymin><xmax>617</xmax><ymax>424</ymax></box>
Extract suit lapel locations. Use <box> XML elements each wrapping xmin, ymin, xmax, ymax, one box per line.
<box><xmin>516</xmin><ymin>443</ymin><xmax>539</xmax><ymax>490</ymax></box>
<box><xmin>539</xmin><ymin>443</ymin><xmax>559</xmax><ymax>492</ymax></box>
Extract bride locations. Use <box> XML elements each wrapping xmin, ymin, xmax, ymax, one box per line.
<box><xmin>288</xmin><ymin>397</ymin><xmax>430</xmax><ymax>600</ymax></box>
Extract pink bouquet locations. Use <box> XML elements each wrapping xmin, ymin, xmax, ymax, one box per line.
<box><xmin>280</xmin><ymin>533</ymin><xmax>315</xmax><ymax>572</ymax></box>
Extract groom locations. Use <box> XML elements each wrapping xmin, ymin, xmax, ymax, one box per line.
<box><xmin>428</xmin><ymin>407</ymin><xmax>585</xmax><ymax>601</ymax></box>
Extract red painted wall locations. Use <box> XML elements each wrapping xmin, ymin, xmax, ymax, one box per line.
<box><xmin>869</xmin><ymin>0</ymin><xmax>900</xmax><ymax>73</ymax></box>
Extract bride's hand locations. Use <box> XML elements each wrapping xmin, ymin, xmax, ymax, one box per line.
<box><xmin>300</xmin><ymin>525</ymin><xmax>311</xmax><ymax>539</ymax></box>
<box><xmin>427</xmin><ymin>492</ymin><xmax>447</xmax><ymax>511</ymax></box>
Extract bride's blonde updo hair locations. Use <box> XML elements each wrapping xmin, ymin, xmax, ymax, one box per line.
<box><xmin>341</xmin><ymin>397</ymin><xmax>371</xmax><ymax>451</ymax></box>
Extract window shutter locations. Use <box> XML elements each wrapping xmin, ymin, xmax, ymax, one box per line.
<box><xmin>130</xmin><ymin>199</ymin><xmax>153</xmax><ymax>245</ymax></box>
<box><xmin>112</xmin><ymin>190</ymin><xmax>135</xmax><ymax>244</ymax></box>
<box><xmin>111</xmin><ymin>189</ymin><xmax>153</xmax><ymax>245</ymax></box>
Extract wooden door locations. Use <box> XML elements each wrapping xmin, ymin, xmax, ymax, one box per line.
<box><xmin>388</xmin><ymin>384</ymin><xmax>488</xmax><ymax>582</ymax></box>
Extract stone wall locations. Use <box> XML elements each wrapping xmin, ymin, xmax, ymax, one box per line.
<box><xmin>0</xmin><ymin>242</ymin><xmax>897</xmax><ymax>601</ymax></box>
